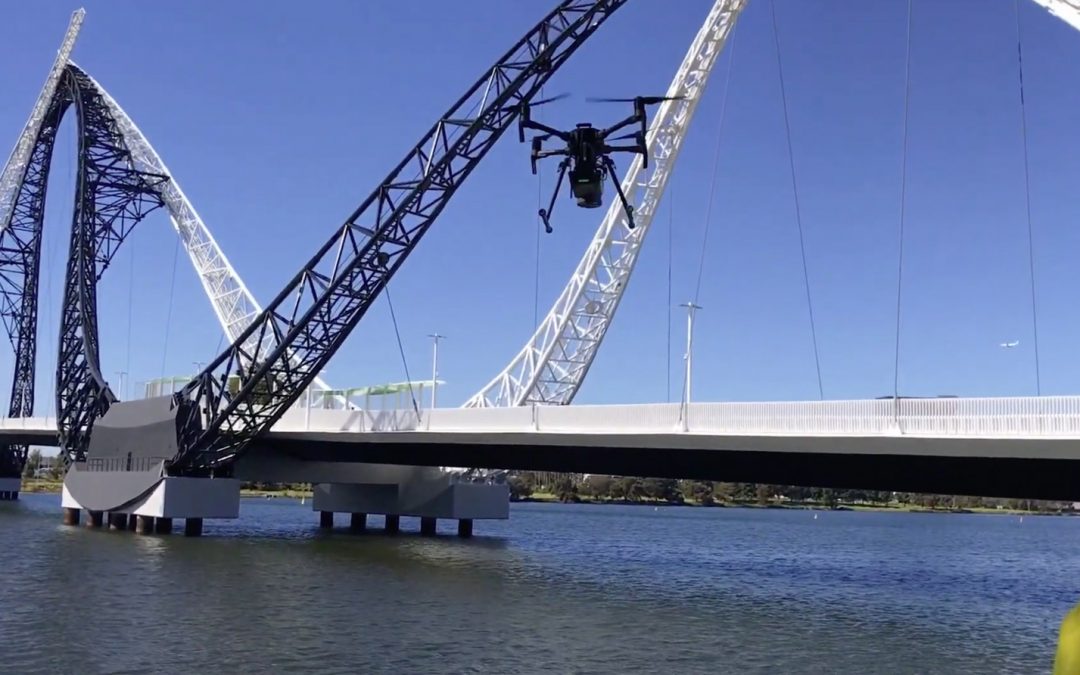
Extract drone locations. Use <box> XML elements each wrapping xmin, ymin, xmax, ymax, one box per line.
<box><xmin>514</xmin><ymin>93</ymin><xmax>684</xmax><ymax>233</ymax></box>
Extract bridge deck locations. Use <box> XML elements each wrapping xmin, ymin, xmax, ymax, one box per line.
<box><xmin>11</xmin><ymin>396</ymin><xmax>1080</xmax><ymax>447</ymax></box>
<box><xmin>10</xmin><ymin>397</ymin><xmax>1080</xmax><ymax>501</ymax></box>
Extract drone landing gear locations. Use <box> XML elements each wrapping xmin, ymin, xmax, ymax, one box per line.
<box><xmin>602</xmin><ymin>156</ymin><xmax>635</xmax><ymax>230</ymax></box>
<box><xmin>538</xmin><ymin>158</ymin><xmax>570</xmax><ymax>234</ymax></box>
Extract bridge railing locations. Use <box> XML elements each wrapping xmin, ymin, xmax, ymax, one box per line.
<box><xmin>271</xmin><ymin>396</ymin><xmax>1080</xmax><ymax>438</ymax></box>
<box><xmin>894</xmin><ymin>395</ymin><xmax>1080</xmax><ymax>436</ymax></box>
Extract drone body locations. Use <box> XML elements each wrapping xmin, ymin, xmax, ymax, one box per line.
<box><xmin>515</xmin><ymin>95</ymin><xmax>682</xmax><ymax>233</ymax></box>
<box><xmin>564</xmin><ymin>124</ymin><xmax>605</xmax><ymax>209</ymax></box>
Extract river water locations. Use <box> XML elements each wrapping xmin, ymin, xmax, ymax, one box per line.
<box><xmin>0</xmin><ymin>495</ymin><xmax>1075</xmax><ymax>674</ymax></box>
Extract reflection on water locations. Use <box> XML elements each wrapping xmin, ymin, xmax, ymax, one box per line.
<box><xmin>0</xmin><ymin>495</ymin><xmax>1075</xmax><ymax>673</ymax></box>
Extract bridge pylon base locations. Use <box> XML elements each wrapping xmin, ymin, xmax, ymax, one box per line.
<box><xmin>0</xmin><ymin>477</ymin><xmax>21</xmax><ymax>501</ymax></box>
<box><xmin>310</xmin><ymin>480</ymin><xmax>508</xmax><ymax>537</ymax></box>
<box><xmin>62</xmin><ymin>470</ymin><xmax>240</xmax><ymax>535</ymax></box>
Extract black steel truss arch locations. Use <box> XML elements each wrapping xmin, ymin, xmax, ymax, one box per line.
<box><xmin>0</xmin><ymin>87</ymin><xmax>70</xmax><ymax>478</ymax></box>
<box><xmin>170</xmin><ymin>0</ymin><xmax>629</xmax><ymax>473</ymax></box>
<box><xmin>0</xmin><ymin>63</ymin><xmax>167</xmax><ymax>471</ymax></box>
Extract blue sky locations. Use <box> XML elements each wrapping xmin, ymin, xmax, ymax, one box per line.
<box><xmin>1</xmin><ymin>0</ymin><xmax>1079</xmax><ymax>413</ymax></box>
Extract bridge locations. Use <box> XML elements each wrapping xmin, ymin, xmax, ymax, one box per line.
<box><xmin>2</xmin><ymin>0</ymin><xmax>1080</xmax><ymax>536</ymax></box>
<box><xmin>5</xmin><ymin>394</ymin><xmax>1080</xmax><ymax>502</ymax></box>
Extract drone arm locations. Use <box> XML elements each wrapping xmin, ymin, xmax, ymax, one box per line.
<box><xmin>602</xmin><ymin>156</ymin><xmax>635</xmax><ymax>229</ymax></box>
<box><xmin>599</xmin><ymin>112</ymin><xmax>641</xmax><ymax>139</ymax></box>
<box><xmin>603</xmin><ymin>140</ymin><xmax>647</xmax><ymax>169</ymax></box>
<box><xmin>520</xmin><ymin>118</ymin><xmax>570</xmax><ymax>140</ymax></box>
<box><xmin>539</xmin><ymin>159</ymin><xmax>570</xmax><ymax>234</ymax></box>
<box><xmin>531</xmin><ymin>146</ymin><xmax>570</xmax><ymax>174</ymax></box>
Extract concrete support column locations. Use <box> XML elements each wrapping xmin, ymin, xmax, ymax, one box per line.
<box><xmin>154</xmin><ymin>517</ymin><xmax>173</xmax><ymax>535</ymax></box>
<box><xmin>319</xmin><ymin>511</ymin><xmax>334</xmax><ymax>529</ymax></box>
<box><xmin>135</xmin><ymin>515</ymin><xmax>155</xmax><ymax>535</ymax></box>
<box><xmin>457</xmin><ymin>519</ymin><xmax>473</xmax><ymax>538</ymax></box>
<box><xmin>62</xmin><ymin>507</ymin><xmax>80</xmax><ymax>526</ymax></box>
<box><xmin>86</xmin><ymin>511</ymin><xmax>103</xmax><ymax>528</ymax></box>
<box><xmin>349</xmin><ymin>513</ymin><xmax>367</xmax><ymax>532</ymax></box>
<box><xmin>0</xmin><ymin>491</ymin><xmax>15</xmax><ymax>501</ymax></box>
<box><xmin>420</xmin><ymin>517</ymin><xmax>437</xmax><ymax>536</ymax></box>
<box><xmin>384</xmin><ymin>514</ymin><xmax>400</xmax><ymax>534</ymax></box>
<box><xmin>108</xmin><ymin>512</ymin><xmax>127</xmax><ymax>530</ymax></box>
<box><xmin>127</xmin><ymin>514</ymin><xmax>138</xmax><ymax>531</ymax></box>
<box><xmin>184</xmin><ymin>518</ymin><xmax>203</xmax><ymax>537</ymax></box>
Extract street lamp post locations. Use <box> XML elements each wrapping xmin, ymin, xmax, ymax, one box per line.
<box><xmin>679</xmin><ymin>301</ymin><xmax>703</xmax><ymax>431</ymax></box>
<box><xmin>428</xmin><ymin>333</ymin><xmax>446</xmax><ymax>410</ymax></box>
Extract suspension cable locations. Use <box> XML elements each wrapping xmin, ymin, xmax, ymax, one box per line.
<box><xmin>893</xmin><ymin>0</ymin><xmax>914</xmax><ymax>406</ymax></box>
<box><xmin>666</xmin><ymin>181</ymin><xmax>673</xmax><ymax>403</ymax></box>
<box><xmin>770</xmin><ymin>0</ymin><xmax>824</xmax><ymax>400</ymax></box>
<box><xmin>124</xmin><ymin>236</ymin><xmax>136</xmax><ymax>399</ymax></box>
<box><xmin>533</xmin><ymin>88</ymin><xmax>545</xmax><ymax>329</ymax></box>
<box><xmin>45</xmin><ymin>121</ymin><xmax>75</xmax><ymax>417</ymax></box>
<box><xmin>1014</xmin><ymin>0</ymin><xmax>1042</xmax><ymax>395</ymax></box>
<box><xmin>676</xmin><ymin>33</ymin><xmax>737</xmax><ymax>406</ymax></box>
<box><xmin>158</xmin><ymin>234</ymin><xmax>181</xmax><ymax>380</ymax></box>
<box><xmin>692</xmin><ymin>33</ymin><xmax>738</xmax><ymax>304</ymax></box>
<box><xmin>384</xmin><ymin>284</ymin><xmax>421</xmax><ymax>417</ymax></box>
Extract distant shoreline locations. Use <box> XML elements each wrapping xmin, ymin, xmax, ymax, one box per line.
<box><xmin>16</xmin><ymin>480</ymin><xmax>1069</xmax><ymax>516</ymax></box>
<box><xmin>513</xmin><ymin>493</ymin><xmax>1071</xmax><ymax>516</ymax></box>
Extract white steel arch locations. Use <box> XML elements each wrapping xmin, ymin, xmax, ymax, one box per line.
<box><xmin>466</xmin><ymin>0</ymin><xmax>747</xmax><ymax>408</ymax></box>
<box><xmin>467</xmin><ymin>0</ymin><xmax>1080</xmax><ymax>410</ymax></box>
<box><xmin>0</xmin><ymin>10</ymin><xmax>84</xmax><ymax>236</ymax></box>
<box><xmin>1032</xmin><ymin>0</ymin><xmax>1080</xmax><ymax>32</ymax></box>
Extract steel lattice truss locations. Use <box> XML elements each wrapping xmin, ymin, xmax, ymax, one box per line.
<box><xmin>173</xmin><ymin>0</ymin><xmax>630</xmax><ymax>472</ymax></box>
<box><xmin>55</xmin><ymin>64</ymin><xmax>169</xmax><ymax>462</ymax></box>
<box><xmin>0</xmin><ymin>95</ymin><xmax>67</xmax><ymax>476</ymax></box>
<box><xmin>0</xmin><ymin>11</ymin><xmax>339</xmax><ymax>473</ymax></box>
<box><xmin>466</xmin><ymin>0</ymin><xmax>747</xmax><ymax>408</ymax></box>
<box><xmin>0</xmin><ymin>11</ymin><xmax>84</xmax><ymax>477</ymax></box>
<box><xmin>82</xmin><ymin>71</ymin><xmax>342</xmax><ymax>405</ymax></box>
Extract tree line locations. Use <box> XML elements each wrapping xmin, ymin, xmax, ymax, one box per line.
<box><xmin>21</xmin><ymin>449</ymin><xmax>64</xmax><ymax>481</ymax></box>
<box><xmin>507</xmin><ymin>471</ymin><xmax>1073</xmax><ymax>512</ymax></box>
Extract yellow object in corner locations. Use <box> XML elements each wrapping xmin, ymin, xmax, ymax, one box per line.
<box><xmin>1055</xmin><ymin>603</ymin><xmax>1080</xmax><ymax>674</ymax></box>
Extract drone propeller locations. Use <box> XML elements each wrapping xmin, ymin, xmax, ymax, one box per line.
<box><xmin>506</xmin><ymin>93</ymin><xmax>570</xmax><ymax>112</ymax></box>
<box><xmin>587</xmin><ymin>95</ymin><xmax>686</xmax><ymax>105</ymax></box>
<box><xmin>530</xmin><ymin>92</ymin><xmax>571</xmax><ymax>107</ymax></box>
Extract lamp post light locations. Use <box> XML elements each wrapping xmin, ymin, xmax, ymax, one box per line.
<box><xmin>679</xmin><ymin>301</ymin><xmax>703</xmax><ymax>431</ymax></box>
<box><xmin>428</xmin><ymin>333</ymin><xmax>447</xmax><ymax>410</ymax></box>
